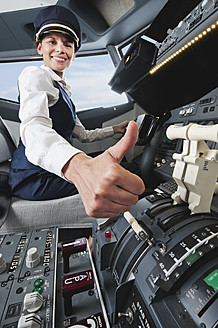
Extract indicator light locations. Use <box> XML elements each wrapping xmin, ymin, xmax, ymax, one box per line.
<box><xmin>33</xmin><ymin>287</ymin><xmax>43</xmax><ymax>294</ymax></box>
<box><xmin>105</xmin><ymin>231</ymin><xmax>111</xmax><ymax>239</ymax></box>
<box><xmin>34</xmin><ymin>279</ymin><xmax>43</xmax><ymax>287</ymax></box>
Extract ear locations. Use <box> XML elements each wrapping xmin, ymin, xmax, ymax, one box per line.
<box><xmin>37</xmin><ymin>43</ymin><xmax>43</xmax><ymax>56</ymax></box>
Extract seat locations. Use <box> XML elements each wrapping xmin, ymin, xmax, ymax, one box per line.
<box><xmin>0</xmin><ymin>116</ymin><xmax>94</xmax><ymax>234</ymax></box>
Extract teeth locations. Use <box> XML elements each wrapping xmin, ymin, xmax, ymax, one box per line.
<box><xmin>53</xmin><ymin>57</ymin><xmax>65</xmax><ymax>62</ymax></box>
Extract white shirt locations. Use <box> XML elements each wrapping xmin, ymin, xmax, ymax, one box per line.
<box><xmin>18</xmin><ymin>65</ymin><xmax>114</xmax><ymax>178</ymax></box>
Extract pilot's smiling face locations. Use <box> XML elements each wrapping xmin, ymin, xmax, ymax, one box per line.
<box><xmin>37</xmin><ymin>32</ymin><xmax>75</xmax><ymax>78</ymax></box>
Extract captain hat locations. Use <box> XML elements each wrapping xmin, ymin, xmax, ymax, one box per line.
<box><xmin>34</xmin><ymin>5</ymin><xmax>81</xmax><ymax>52</ymax></box>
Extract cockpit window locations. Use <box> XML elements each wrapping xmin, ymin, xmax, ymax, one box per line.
<box><xmin>0</xmin><ymin>54</ymin><xmax>127</xmax><ymax>110</ymax></box>
<box><xmin>66</xmin><ymin>54</ymin><xmax>127</xmax><ymax>111</ymax></box>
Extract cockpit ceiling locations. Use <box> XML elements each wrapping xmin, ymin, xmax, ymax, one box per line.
<box><xmin>0</xmin><ymin>0</ymin><xmax>171</xmax><ymax>62</ymax></box>
<box><xmin>85</xmin><ymin>0</ymin><xmax>135</xmax><ymax>28</ymax></box>
<box><xmin>0</xmin><ymin>0</ymin><xmax>135</xmax><ymax>25</ymax></box>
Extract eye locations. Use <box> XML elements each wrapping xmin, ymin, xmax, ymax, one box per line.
<box><xmin>65</xmin><ymin>43</ymin><xmax>73</xmax><ymax>48</ymax></box>
<box><xmin>46</xmin><ymin>39</ymin><xmax>56</xmax><ymax>45</ymax></box>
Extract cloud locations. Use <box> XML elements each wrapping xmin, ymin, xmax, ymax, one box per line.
<box><xmin>0</xmin><ymin>86</ymin><xmax>18</xmax><ymax>100</ymax></box>
<box><xmin>0</xmin><ymin>56</ymin><xmax>127</xmax><ymax>108</ymax></box>
<box><xmin>66</xmin><ymin>56</ymin><xmax>127</xmax><ymax>110</ymax></box>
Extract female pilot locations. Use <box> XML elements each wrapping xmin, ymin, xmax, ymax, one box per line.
<box><xmin>9</xmin><ymin>5</ymin><xmax>144</xmax><ymax>218</ymax></box>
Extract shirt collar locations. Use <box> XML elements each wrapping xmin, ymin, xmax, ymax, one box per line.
<box><xmin>41</xmin><ymin>64</ymin><xmax>71</xmax><ymax>95</ymax></box>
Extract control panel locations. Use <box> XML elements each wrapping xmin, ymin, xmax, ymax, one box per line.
<box><xmin>149</xmin><ymin>87</ymin><xmax>218</xmax><ymax>192</ymax></box>
<box><xmin>0</xmin><ymin>228</ymin><xmax>57</xmax><ymax>328</ymax></box>
<box><xmin>121</xmin><ymin>0</ymin><xmax>218</xmax><ymax>117</ymax></box>
<box><xmin>92</xmin><ymin>193</ymin><xmax>218</xmax><ymax>328</ymax></box>
<box><xmin>1</xmin><ymin>200</ymin><xmax>217</xmax><ymax>328</ymax></box>
<box><xmin>156</xmin><ymin>0</ymin><xmax>218</xmax><ymax>61</ymax></box>
<box><xmin>0</xmin><ymin>228</ymin><xmax>109</xmax><ymax>328</ymax></box>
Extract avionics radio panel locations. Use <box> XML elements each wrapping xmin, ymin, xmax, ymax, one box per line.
<box><xmin>0</xmin><ymin>228</ymin><xmax>57</xmax><ymax>327</ymax></box>
<box><xmin>156</xmin><ymin>0</ymin><xmax>218</xmax><ymax>62</ymax></box>
<box><xmin>0</xmin><ymin>228</ymin><xmax>109</xmax><ymax>328</ymax></box>
<box><xmin>167</xmin><ymin>87</ymin><xmax>218</xmax><ymax>124</ymax></box>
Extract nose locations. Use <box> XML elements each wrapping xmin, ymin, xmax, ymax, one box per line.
<box><xmin>55</xmin><ymin>42</ymin><xmax>65</xmax><ymax>53</ymax></box>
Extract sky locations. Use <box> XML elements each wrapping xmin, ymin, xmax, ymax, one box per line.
<box><xmin>0</xmin><ymin>54</ymin><xmax>127</xmax><ymax>111</ymax></box>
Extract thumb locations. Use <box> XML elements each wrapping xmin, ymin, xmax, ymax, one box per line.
<box><xmin>108</xmin><ymin>120</ymin><xmax>138</xmax><ymax>163</ymax></box>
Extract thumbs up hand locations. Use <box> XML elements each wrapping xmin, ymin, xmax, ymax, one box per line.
<box><xmin>63</xmin><ymin>121</ymin><xmax>145</xmax><ymax>218</ymax></box>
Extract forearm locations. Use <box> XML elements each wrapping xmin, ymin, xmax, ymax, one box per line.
<box><xmin>73</xmin><ymin>118</ymin><xmax>114</xmax><ymax>142</ymax></box>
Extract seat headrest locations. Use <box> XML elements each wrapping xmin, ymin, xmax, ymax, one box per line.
<box><xmin>0</xmin><ymin>117</ymin><xmax>16</xmax><ymax>163</ymax></box>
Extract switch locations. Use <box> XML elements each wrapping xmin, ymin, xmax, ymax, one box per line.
<box><xmin>62</xmin><ymin>269</ymin><xmax>94</xmax><ymax>316</ymax></box>
<box><xmin>17</xmin><ymin>313</ymin><xmax>42</xmax><ymax>328</ymax></box>
<box><xmin>202</xmin><ymin>0</ymin><xmax>214</xmax><ymax>12</ymax></box>
<box><xmin>26</xmin><ymin>247</ymin><xmax>40</xmax><ymax>268</ymax></box>
<box><xmin>0</xmin><ymin>253</ymin><xmax>6</xmax><ymax>273</ymax></box>
<box><xmin>23</xmin><ymin>292</ymin><xmax>44</xmax><ymax>312</ymax></box>
<box><xmin>62</xmin><ymin>238</ymin><xmax>87</xmax><ymax>273</ymax></box>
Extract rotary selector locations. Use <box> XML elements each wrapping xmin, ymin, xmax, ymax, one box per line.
<box><xmin>17</xmin><ymin>313</ymin><xmax>42</xmax><ymax>328</ymax></box>
<box><xmin>23</xmin><ymin>291</ymin><xmax>44</xmax><ymax>313</ymax></box>
<box><xmin>26</xmin><ymin>247</ymin><xmax>40</xmax><ymax>268</ymax></box>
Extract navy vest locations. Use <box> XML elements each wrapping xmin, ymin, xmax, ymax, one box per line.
<box><xmin>10</xmin><ymin>82</ymin><xmax>76</xmax><ymax>171</ymax></box>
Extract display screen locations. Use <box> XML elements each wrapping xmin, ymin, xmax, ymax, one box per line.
<box><xmin>160</xmin><ymin>133</ymin><xmax>178</xmax><ymax>151</ymax></box>
<box><xmin>159</xmin><ymin>124</ymin><xmax>183</xmax><ymax>151</ymax></box>
<box><xmin>204</xmin><ymin>269</ymin><xmax>218</xmax><ymax>291</ymax></box>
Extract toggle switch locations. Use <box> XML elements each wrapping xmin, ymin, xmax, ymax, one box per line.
<box><xmin>17</xmin><ymin>313</ymin><xmax>42</xmax><ymax>328</ymax></box>
<box><xmin>26</xmin><ymin>247</ymin><xmax>40</xmax><ymax>268</ymax></box>
<box><xmin>0</xmin><ymin>253</ymin><xmax>6</xmax><ymax>273</ymax></box>
<box><xmin>23</xmin><ymin>291</ymin><xmax>44</xmax><ymax>312</ymax></box>
<box><xmin>62</xmin><ymin>269</ymin><xmax>94</xmax><ymax>317</ymax></box>
<box><xmin>62</xmin><ymin>238</ymin><xmax>87</xmax><ymax>273</ymax></box>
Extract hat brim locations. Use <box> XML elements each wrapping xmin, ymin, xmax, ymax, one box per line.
<box><xmin>35</xmin><ymin>23</ymin><xmax>79</xmax><ymax>49</ymax></box>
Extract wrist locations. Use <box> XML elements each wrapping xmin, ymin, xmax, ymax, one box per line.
<box><xmin>62</xmin><ymin>152</ymin><xmax>90</xmax><ymax>182</ymax></box>
<box><xmin>113</xmin><ymin>125</ymin><xmax>118</xmax><ymax>134</ymax></box>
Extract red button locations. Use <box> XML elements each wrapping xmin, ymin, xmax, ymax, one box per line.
<box><xmin>105</xmin><ymin>231</ymin><xmax>111</xmax><ymax>239</ymax></box>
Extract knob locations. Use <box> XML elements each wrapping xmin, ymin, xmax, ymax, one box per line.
<box><xmin>202</xmin><ymin>0</ymin><xmax>214</xmax><ymax>11</ymax></box>
<box><xmin>18</xmin><ymin>313</ymin><xmax>41</xmax><ymax>328</ymax></box>
<box><xmin>26</xmin><ymin>247</ymin><xmax>40</xmax><ymax>268</ymax></box>
<box><xmin>23</xmin><ymin>292</ymin><xmax>44</xmax><ymax>312</ymax></box>
<box><xmin>167</xmin><ymin>28</ymin><xmax>173</xmax><ymax>36</ymax></box>
<box><xmin>177</xmin><ymin>20</ymin><xmax>188</xmax><ymax>31</ymax></box>
<box><xmin>186</xmin><ymin>107</ymin><xmax>193</xmax><ymax>114</ymax></box>
<box><xmin>0</xmin><ymin>253</ymin><xmax>6</xmax><ymax>273</ymax></box>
